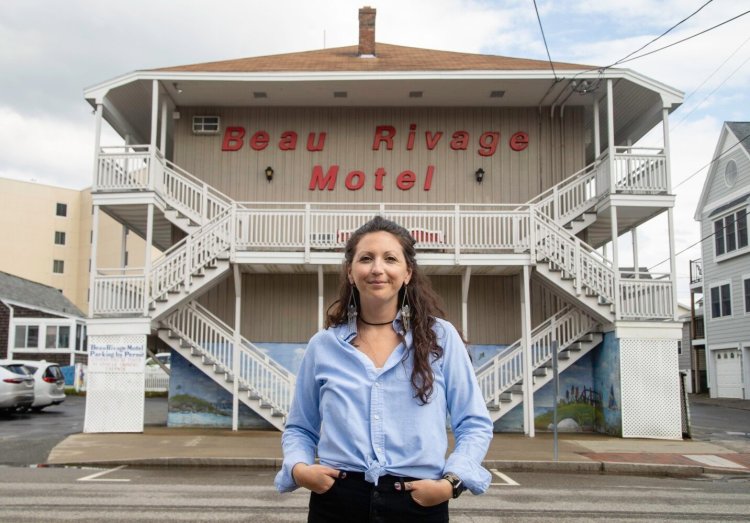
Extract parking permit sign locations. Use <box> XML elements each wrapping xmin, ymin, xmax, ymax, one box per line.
<box><xmin>88</xmin><ymin>343</ymin><xmax>145</xmax><ymax>373</ymax></box>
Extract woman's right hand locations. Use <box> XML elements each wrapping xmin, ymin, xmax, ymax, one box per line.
<box><xmin>292</xmin><ymin>463</ymin><xmax>341</xmax><ymax>494</ymax></box>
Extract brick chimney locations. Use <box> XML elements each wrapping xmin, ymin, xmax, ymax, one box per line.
<box><xmin>358</xmin><ymin>6</ymin><xmax>376</xmax><ymax>57</ymax></box>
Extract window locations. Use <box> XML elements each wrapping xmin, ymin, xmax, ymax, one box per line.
<box><xmin>46</xmin><ymin>325</ymin><xmax>70</xmax><ymax>349</ymax></box>
<box><xmin>745</xmin><ymin>277</ymin><xmax>750</xmax><ymax>314</ymax></box>
<box><xmin>53</xmin><ymin>259</ymin><xmax>64</xmax><ymax>274</ymax></box>
<box><xmin>14</xmin><ymin>325</ymin><xmax>39</xmax><ymax>348</ymax></box>
<box><xmin>714</xmin><ymin>209</ymin><xmax>748</xmax><ymax>256</ymax></box>
<box><xmin>710</xmin><ymin>283</ymin><xmax>732</xmax><ymax>318</ymax></box>
<box><xmin>677</xmin><ymin>341</ymin><xmax>682</xmax><ymax>355</ymax></box>
<box><xmin>725</xmin><ymin>160</ymin><xmax>738</xmax><ymax>188</ymax></box>
<box><xmin>192</xmin><ymin>116</ymin><xmax>220</xmax><ymax>135</ymax></box>
<box><xmin>124</xmin><ymin>251</ymin><xmax>129</xmax><ymax>266</ymax></box>
<box><xmin>56</xmin><ymin>203</ymin><xmax>67</xmax><ymax>217</ymax></box>
<box><xmin>54</xmin><ymin>231</ymin><xmax>66</xmax><ymax>245</ymax></box>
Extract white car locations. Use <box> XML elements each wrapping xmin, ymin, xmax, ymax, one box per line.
<box><xmin>0</xmin><ymin>362</ymin><xmax>35</xmax><ymax>413</ymax></box>
<box><xmin>2</xmin><ymin>360</ymin><xmax>65</xmax><ymax>411</ymax></box>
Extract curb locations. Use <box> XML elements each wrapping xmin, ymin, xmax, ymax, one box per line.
<box><xmin>45</xmin><ymin>457</ymin><xmax>748</xmax><ymax>478</ymax></box>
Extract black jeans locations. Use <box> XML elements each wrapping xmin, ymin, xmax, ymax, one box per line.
<box><xmin>308</xmin><ymin>471</ymin><xmax>449</xmax><ymax>523</ymax></box>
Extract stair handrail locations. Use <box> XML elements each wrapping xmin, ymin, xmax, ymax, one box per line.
<box><xmin>162</xmin><ymin>301</ymin><xmax>295</xmax><ymax>416</ymax></box>
<box><xmin>157</xmin><ymin>155</ymin><xmax>233</xmax><ymax>224</ymax></box>
<box><xmin>475</xmin><ymin>306</ymin><xmax>596</xmax><ymax>407</ymax></box>
<box><xmin>522</xmin><ymin>160</ymin><xmax>599</xmax><ymax>224</ymax></box>
<box><xmin>150</xmin><ymin>207</ymin><xmax>234</xmax><ymax>300</ymax></box>
<box><xmin>532</xmin><ymin>207</ymin><xmax>616</xmax><ymax>304</ymax></box>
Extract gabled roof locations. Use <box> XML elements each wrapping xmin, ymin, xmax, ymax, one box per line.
<box><xmin>726</xmin><ymin>122</ymin><xmax>750</xmax><ymax>156</ymax></box>
<box><xmin>151</xmin><ymin>43</ymin><xmax>594</xmax><ymax>73</ymax></box>
<box><xmin>694</xmin><ymin>121</ymin><xmax>750</xmax><ymax>220</ymax></box>
<box><xmin>0</xmin><ymin>271</ymin><xmax>84</xmax><ymax>318</ymax></box>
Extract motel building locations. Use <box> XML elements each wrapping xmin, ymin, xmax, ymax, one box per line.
<box><xmin>82</xmin><ymin>7</ymin><xmax>685</xmax><ymax>439</ymax></box>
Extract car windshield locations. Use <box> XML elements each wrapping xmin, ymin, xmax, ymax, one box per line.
<box><xmin>45</xmin><ymin>366</ymin><xmax>63</xmax><ymax>379</ymax></box>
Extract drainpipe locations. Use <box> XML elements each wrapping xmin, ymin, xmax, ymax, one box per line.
<box><xmin>92</xmin><ymin>102</ymin><xmax>103</xmax><ymax>193</ymax></box>
<box><xmin>89</xmin><ymin>205</ymin><xmax>100</xmax><ymax>318</ymax></box>
<box><xmin>143</xmin><ymin>204</ymin><xmax>154</xmax><ymax>317</ymax></box>
<box><xmin>318</xmin><ymin>266</ymin><xmax>325</xmax><ymax>330</ymax></box>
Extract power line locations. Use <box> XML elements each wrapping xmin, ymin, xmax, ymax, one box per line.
<box><xmin>533</xmin><ymin>0</ymin><xmax>558</xmax><ymax>80</ymax></box>
<box><xmin>616</xmin><ymin>9</ymin><xmax>750</xmax><ymax>65</ymax></box>
<box><xmin>673</xmin><ymin>133</ymin><xmax>750</xmax><ymax>190</ymax></box>
<box><xmin>609</xmin><ymin>0</ymin><xmax>713</xmax><ymax>67</ymax></box>
<box><xmin>648</xmin><ymin>209</ymin><xmax>748</xmax><ymax>270</ymax></box>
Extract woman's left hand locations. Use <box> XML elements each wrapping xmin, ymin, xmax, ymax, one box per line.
<box><xmin>404</xmin><ymin>479</ymin><xmax>453</xmax><ymax>507</ymax></box>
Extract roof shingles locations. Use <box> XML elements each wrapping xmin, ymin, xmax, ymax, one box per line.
<box><xmin>151</xmin><ymin>43</ymin><xmax>594</xmax><ymax>74</ymax></box>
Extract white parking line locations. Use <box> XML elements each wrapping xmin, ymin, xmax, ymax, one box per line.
<box><xmin>490</xmin><ymin>468</ymin><xmax>520</xmax><ymax>486</ymax></box>
<box><xmin>78</xmin><ymin>465</ymin><xmax>130</xmax><ymax>482</ymax></box>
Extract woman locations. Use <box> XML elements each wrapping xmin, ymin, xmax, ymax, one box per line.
<box><xmin>275</xmin><ymin>216</ymin><xmax>493</xmax><ymax>522</ymax></box>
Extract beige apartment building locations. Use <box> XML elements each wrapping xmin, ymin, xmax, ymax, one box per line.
<box><xmin>0</xmin><ymin>177</ymin><xmax>151</xmax><ymax>315</ymax></box>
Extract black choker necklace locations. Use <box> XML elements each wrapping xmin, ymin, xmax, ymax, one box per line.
<box><xmin>359</xmin><ymin>317</ymin><xmax>394</xmax><ymax>326</ymax></box>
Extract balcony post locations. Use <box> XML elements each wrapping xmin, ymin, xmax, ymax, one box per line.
<box><xmin>521</xmin><ymin>264</ymin><xmax>534</xmax><ymax>437</ymax></box>
<box><xmin>662</xmin><ymin>107</ymin><xmax>672</xmax><ymax>193</ymax></box>
<box><xmin>232</xmin><ymin>263</ymin><xmax>241</xmax><ymax>432</ymax></box>
<box><xmin>149</xmin><ymin>79</ymin><xmax>159</xmax><ymax>191</ymax></box>
<box><xmin>91</xmin><ymin>102</ymin><xmax>103</xmax><ymax>193</ymax></box>
<box><xmin>610</xmin><ymin>204</ymin><xmax>620</xmax><ymax>320</ymax></box>
<box><xmin>88</xmin><ymin>204</ymin><xmax>100</xmax><ymax>317</ymax></box>
<box><xmin>454</xmin><ymin>205</ymin><xmax>461</xmax><ymax>263</ymax></box>
<box><xmin>318</xmin><ymin>265</ymin><xmax>325</xmax><ymax>330</ymax></box>
<box><xmin>606</xmin><ymin>79</ymin><xmax>616</xmax><ymax>193</ymax></box>
<box><xmin>461</xmin><ymin>267</ymin><xmax>471</xmax><ymax>339</ymax></box>
<box><xmin>143</xmin><ymin>203</ymin><xmax>154</xmax><ymax>317</ymax></box>
<box><xmin>632</xmin><ymin>227</ymin><xmax>639</xmax><ymax>279</ymax></box>
<box><xmin>668</xmin><ymin>208</ymin><xmax>678</xmax><ymax>321</ymax></box>
<box><xmin>593</xmin><ymin>96</ymin><xmax>601</xmax><ymax>158</ymax></box>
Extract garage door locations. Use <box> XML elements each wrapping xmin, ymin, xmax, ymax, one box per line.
<box><xmin>715</xmin><ymin>349</ymin><xmax>743</xmax><ymax>398</ymax></box>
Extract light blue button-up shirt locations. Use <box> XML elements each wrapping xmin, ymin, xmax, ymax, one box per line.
<box><xmin>274</xmin><ymin>317</ymin><xmax>493</xmax><ymax>495</ymax></box>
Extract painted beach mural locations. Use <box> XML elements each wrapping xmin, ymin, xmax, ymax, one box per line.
<box><xmin>168</xmin><ymin>333</ymin><xmax>622</xmax><ymax>435</ymax></box>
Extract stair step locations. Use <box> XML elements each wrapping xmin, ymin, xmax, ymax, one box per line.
<box><xmin>533</xmin><ymin>368</ymin><xmax>548</xmax><ymax>377</ymax></box>
<box><xmin>499</xmin><ymin>392</ymin><xmax>513</xmax><ymax>402</ymax></box>
<box><xmin>558</xmin><ymin>350</ymin><xmax>571</xmax><ymax>360</ymax></box>
<box><xmin>248</xmin><ymin>392</ymin><xmax>261</xmax><ymax>400</ymax></box>
<box><xmin>578</xmin><ymin>334</ymin><xmax>594</xmax><ymax>342</ymax></box>
<box><xmin>272</xmin><ymin>409</ymin><xmax>284</xmax><ymax>417</ymax></box>
<box><xmin>568</xmin><ymin>342</ymin><xmax>583</xmax><ymax>351</ymax></box>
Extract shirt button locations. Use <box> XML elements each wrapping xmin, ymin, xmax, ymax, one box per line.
<box><xmin>375</xmin><ymin>382</ymin><xmax>381</xmax><ymax>387</ymax></box>
<box><xmin>374</xmin><ymin>415</ymin><xmax>380</xmax><ymax>420</ymax></box>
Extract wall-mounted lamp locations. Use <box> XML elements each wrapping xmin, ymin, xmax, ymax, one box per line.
<box><xmin>475</xmin><ymin>168</ymin><xmax>485</xmax><ymax>183</ymax></box>
<box><xmin>172</xmin><ymin>82</ymin><xmax>183</xmax><ymax>94</ymax></box>
<box><xmin>265</xmin><ymin>166</ymin><xmax>274</xmax><ymax>182</ymax></box>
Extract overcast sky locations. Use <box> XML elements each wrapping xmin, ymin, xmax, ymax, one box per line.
<box><xmin>2</xmin><ymin>0</ymin><xmax>749</xmax><ymax>302</ymax></box>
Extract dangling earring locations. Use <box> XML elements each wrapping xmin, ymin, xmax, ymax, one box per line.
<box><xmin>347</xmin><ymin>284</ymin><xmax>358</xmax><ymax>333</ymax></box>
<box><xmin>400</xmin><ymin>283</ymin><xmax>411</xmax><ymax>334</ymax></box>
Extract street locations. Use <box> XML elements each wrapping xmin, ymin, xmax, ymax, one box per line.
<box><xmin>1</xmin><ymin>394</ymin><xmax>749</xmax><ymax>521</ymax></box>
<box><xmin>0</xmin><ymin>467</ymin><xmax>748</xmax><ymax>522</ymax></box>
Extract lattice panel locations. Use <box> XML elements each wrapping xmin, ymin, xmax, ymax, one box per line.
<box><xmin>83</xmin><ymin>335</ymin><xmax>146</xmax><ymax>433</ymax></box>
<box><xmin>620</xmin><ymin>338</ymin><xmax>682</xmax><ymax>439</ymax></box>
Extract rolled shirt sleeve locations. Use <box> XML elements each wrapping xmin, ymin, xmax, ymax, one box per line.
<box><xmin>274</xmin><ymin>335</ymin><xmax>323</xmax><ymax>493</ymax></box>
<box><xmin>439</xmin><ymin>321</ymin><xmax>494</xmax><ymax>495</ymax></box>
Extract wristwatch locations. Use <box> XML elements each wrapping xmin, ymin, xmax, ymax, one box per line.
<box><xmin>442</xmin><ymin>472</ymin><xmax>465</xmax><ymax>498</ymax></box>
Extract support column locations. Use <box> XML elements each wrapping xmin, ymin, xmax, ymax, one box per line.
<box><xmin>92</xmin><ymin>103</ymin><xmax>103</xmax><ymax>192</ymax></box>
<box><xmin>120</xmin><ymin>226</ymin><xmax>128</xmax><ymax>270</ymax></box>
<box><xmin>611</xmin><ymin>205</ymin><xmax>620</xmax><ymax>320</ymax></box>
<box><xmin>667</xmin><ymin>208</ymin><xmax>678</xmax><ymax>321</ymax></box>
<box><xmin>143</xmin><ymin>204</ymin><xmax>154</xmax><ymax>317</ymax></box>
<box><xmin>232</xmin><ymin>264</ymin><xmax>242</xmax><ymax>431</ymax></box>
<box><xmin>521</xmin><ymin>265</ymin><xmax>534</xmax><ymax>437</ymax></box>
<box><xmin>593</xmin><ymin>97</ymin><xmax>601</xmax><ymax>158</ymax></box>
<box><xmin>149</xmin><ymin>79</ymin><xmax>159</xmax><ymax>191</ymax></box>
<box><xmin>632</xmin><ymin>227</ymin><xmax>639</xmax><ymax>279</ymax></box>
<box><xmin>160</xmin><ymin>98</ymin><xmax>168</xmax><ymax>153</ymax></box>
<box><xmin>89</xmin><ymin>205</ymin><xmax>100</xmax><ymax>317</ymax></box>
<box><xmin>606</xmin><ymin>79</ymin><xmax>616</xmax><ymax>193</ymax></box>
<box><xmin>318</xmin><ymin>266</ymin><xmax>325</xmax><ymax>330</ymax></box>
<box><xmin>461</xmin><ymin>267</ymin><xmax>471</xmax><ymax>339</ymax></box>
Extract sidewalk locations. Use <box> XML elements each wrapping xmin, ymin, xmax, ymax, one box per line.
<box><xmin>47</xmin><ymin>427</ymin><xmax>750</xmax><ymax>478</ymax></box>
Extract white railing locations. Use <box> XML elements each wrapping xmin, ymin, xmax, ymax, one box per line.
<box><xmin>533</xmin><ymin>209</ymin><xmax>616</xmax><ymax>303</ymax></box>
<box><xmin>161</xmin><ymin>157</ymin><xmax>233</xmax><ymax>224</ymax></box>
<box><xmin>234</xmin><ymin>203</ymin><xmax>532</xmax><ymax>253</ymax></box>
<box><xmin>597</xmin><ymin>147</ymin><xmax>668</xmax><ymax>196</ymax></box>
<box><xmin>96</xmin><ymin>145</ymin><xmax>151</xmax><ymax>191</ymax></box>
<box><xmin>476</xmin><ymin>306</ymin><xmax>596</xmax><ymax>407</ymax></box>
<box><xmin>92</xmin><ymin>269</ymin><xmax>145</xmax><ymax>315</ymax></box>
<box><xmin>527</xmin><ymin>161</ymin><xmax>598</xmax><ymax>225</ymax></box>
<box><xmin>162</xmin><ymin>302</ymin><xmax>295</xmax><ymax>417</ymax></box>
<box><xmin>619</xmin><ymin>272</ymin><xmax>673</xmax><ymax>319</ymax></box>
<box><xmin>145</xmin><ymin>368</ymin><xmax>169</xmax><ymax>392</ymax></box>
<box><xmin>150</xmin><ymin>208</ymin><xmax>233</xmax><ymax>299</ymax></box>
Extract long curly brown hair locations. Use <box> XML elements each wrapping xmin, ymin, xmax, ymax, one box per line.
<box><xmin>326</xmin><ymin>216</ymin><xmax>446</xmax><ymax>404</ymax></box>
